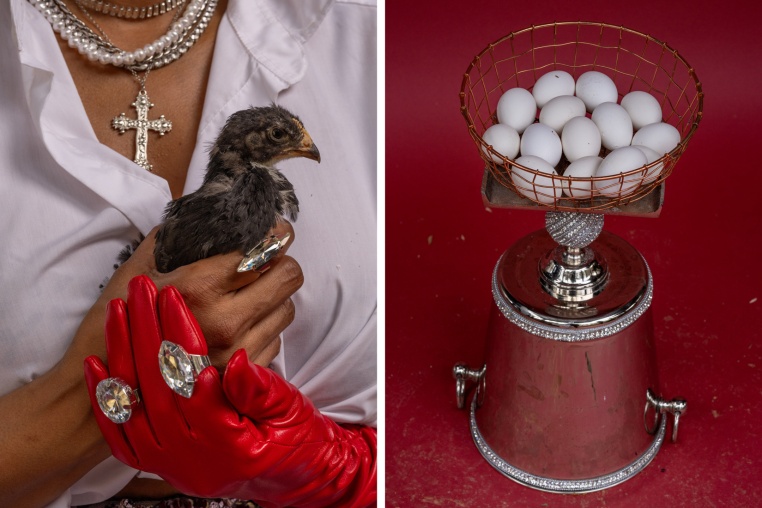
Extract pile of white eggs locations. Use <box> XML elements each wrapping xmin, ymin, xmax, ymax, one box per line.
<box><xmin>482</xmin><ymin>70</ymin><xmax>681</xmax><ymax>204</ymax></box>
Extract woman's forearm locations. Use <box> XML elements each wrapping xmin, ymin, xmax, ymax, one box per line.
<box><xmin>0</xmin><ymin>312</ymin><xmax>111</xmax><ymax>507</ymax></box>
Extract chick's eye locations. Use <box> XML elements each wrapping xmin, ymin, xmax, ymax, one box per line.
<box><xmin>269</xmin><ymin>128</ymin><xmax>287</xmax><ymax>141</ymax></box>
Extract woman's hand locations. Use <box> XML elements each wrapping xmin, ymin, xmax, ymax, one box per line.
<box><xmin>0</xmin><ymin>224</ymin><xmax>301</xmax><ymax>507</ymax></box>
<box><xmin>70</xmin><ymin>222</ymin><xmax>302</xmax><ymax>372</ymax></box>
<box><xmin>85</xmin><ymin>276</ymin><xmax>377</xmax><ymax>507</ymax></box>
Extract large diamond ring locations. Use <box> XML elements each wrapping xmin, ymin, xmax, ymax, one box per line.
<box><xmin>237</xmin><ymin>233</ymin><xmax>291</xmax><ymax>273</ymax></box>
<box><xmin>158</xmin><ymin>340</ymin><xmax>212</xmax><ymax>398</ymax></box>
<box><xmin>96</xmin><ymin>377</ymin><xmax>140</xmax><ymax>424</ymax></box>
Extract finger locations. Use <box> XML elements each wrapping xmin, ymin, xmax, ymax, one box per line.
<box><xmin>228</xmin><ymin>256</ymin><xmax>303</xmax><ymax>327</ymax></box>
<box><xmin>170</xmin><ymin>366</ymin><xmax>239</xmax><ymax>437</ymax></box>
<box><xmin>185</xmin><ymin>257</ymin><xmax>301</xmax><ymax>353</ymax></box>
<box><xmin>271</xmin><ymin>220</ymin><xmax>295</xmax><ymax>244</ymax></box>
<box><xmin>167</xmin><ymin>222</ymin><xmax>296</xmax><ymax>294</ymax></box>
<box><xmin>248</xmin><ymin>335</ymin><xmax>282</xmax><ymax>367</ymax></box>
<box><xmin>104</xmin><ymin>299</ymin><xmax>139</xmax><ymax>389</ymax></box>
<box><xmin>236</xmin><ymin>298</ymin><xmax>293</xmax><ymax>364</ymax></box>
<box><xmin>223</xmin><ymin>350</ymin><xmax>311</xmax><ymax>422</ymax></box>
<box><xmin>158</xmin><ymin>285</ymin><xmax>208</xmax><ymax>355</ymax></box>
<box><xmin>216</xmin><ymin>220</ymin><xmax>296</xmax><ymax>290</ymax></box>
<box><xmin>103</xmin><ymin>297</ymin><xmax>162</xmax><ymax>457</ymax></box>
<box><xmin>241</xmin><ymin>220</ymin><xmax>295</xmax><ymax>266</ymax></box>
<box><xmin>83</xmin><ymin>356</ymin><xmax>139</xmax><ymax>468</ymax></box>
<box><xmin>236</xmin><ymin>220</ymin><xmax>296</xmax><ymax>275</ymax></box>
<box><xmin>155</xmin><ymin>285</ymin><xmax>233</xmax><ymax>437</ymax></box>
<box><xmin>126</xmin><ymin>275</ymin><xmax>182</xmax><ymax>446</ymax></box>
<box><xmin>106</xmin><ymin>228</ymin><xmax>160</xmax><ymax>294</ymax></box>
<box><xmin>121</xmin><ymin>227</ymin><xmax>159</xmax><ymax>271</ymax></box>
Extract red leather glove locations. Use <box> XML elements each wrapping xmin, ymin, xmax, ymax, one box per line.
<box><xmin>84</xmin><ymin>275</ymin><xmax>376</xmax><ymax>507</ymax></box>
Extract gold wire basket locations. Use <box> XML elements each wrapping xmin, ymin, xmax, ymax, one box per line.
<box><xmin>460</xmin><ymin>21</ymin><xmax>703</xmax><ymax>212</ymax></box>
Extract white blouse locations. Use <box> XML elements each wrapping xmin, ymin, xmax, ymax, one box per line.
<box><xmin>1</xmin><ymin>0</ymin><xmax>377</xmax><ymax>505</ymax></box>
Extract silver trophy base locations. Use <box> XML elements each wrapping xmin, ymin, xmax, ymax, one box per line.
<box><xmin>454</xmin><ymin>227</ymin><xmax>686</xmax><ymax>493</ymax></box>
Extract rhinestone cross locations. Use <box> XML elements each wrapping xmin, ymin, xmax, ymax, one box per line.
<box><xmin>112</xmin><ymin>89</ymin><xmax>172</xmax><ymax>172</ymax></box>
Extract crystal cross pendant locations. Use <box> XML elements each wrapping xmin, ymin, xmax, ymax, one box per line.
<box><xmin>112</xmin><ymin>89</ymin><xmax>172</xmax><ymax>172</ymax></box>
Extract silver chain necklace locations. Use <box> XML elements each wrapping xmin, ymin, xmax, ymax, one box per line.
<box><xmin>30</xmin><ymin>0</ymin><xmax>218</xmax><ymax>171</ymax></box>
<box><xmin>77</xmin><ymin>0</ymin><xmax>184</xmax><ymax>20</ymax></box>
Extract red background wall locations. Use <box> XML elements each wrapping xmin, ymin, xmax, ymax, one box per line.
<box><xmin>385</xmin><ymin>1</ymin><xmax>762</xmax><ymax>506</ymax></box>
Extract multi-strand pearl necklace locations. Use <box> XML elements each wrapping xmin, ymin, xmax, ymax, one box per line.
<box><xmin>29</xmin><ymin>0</ymin><xmax>218</xmax><ymax>171</ymax></box>
<box><xmin>31</xmin><ymin>0</ymin><xmax>217</xmax><ymax>71</ymax></box>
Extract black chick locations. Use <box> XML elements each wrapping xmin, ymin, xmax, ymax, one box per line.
<box><xmin>153</xmin><ymin>105</ymin><xmax>321</xmax><ymax>273</ymax></box>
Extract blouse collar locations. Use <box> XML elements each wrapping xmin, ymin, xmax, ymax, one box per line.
<box><xmin>227</xmin><ymin>0</ymin><xmax>334</xmax><ymax>88</ymax></box>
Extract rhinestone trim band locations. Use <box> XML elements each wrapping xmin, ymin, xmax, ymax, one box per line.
<box><xmin>491</xmin><ymin>254</ymin><xmax>653</xmax><ymax>342</ymax></box>
<box><xmin>469</xmin><ymin>397</ymin><xmax>666</xmax><ymax>493</ymax></box>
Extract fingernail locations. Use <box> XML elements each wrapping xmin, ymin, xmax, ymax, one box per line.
<box><xmin>237</xmin><ymin>233</ymin><xmax>291</xmax><ymax>273</ymax></box>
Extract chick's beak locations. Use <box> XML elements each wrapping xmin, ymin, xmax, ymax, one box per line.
<box><xmin>295</xmin><ymin>125</ymin><xmax>321</xmax><ymax>163</ymax></box>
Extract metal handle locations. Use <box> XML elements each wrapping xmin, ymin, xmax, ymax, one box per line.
<box><xmin>644</xmin><ymin>388</ymin><xmax>687</xmax><ymax>443</ymax></box>
<box><xmin>453</xmin><ymin>363</ymin><xmax>486</xmax><ymax>409</ymax></box>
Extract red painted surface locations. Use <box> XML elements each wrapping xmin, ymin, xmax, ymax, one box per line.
<box><xmin>385</xmin><ymin>1</ymin><xmax>762</xmax><ymax>506</ymax></box>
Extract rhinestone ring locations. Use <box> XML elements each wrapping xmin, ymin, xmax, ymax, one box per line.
<box><xmin>237</xmin><ymin>233</ymin><xmax>291</xmax><ymax>273</ymax></box>
<box><xmin>158</xmin><ymin>340</ymin><xmax>212</xmax><ymax>398</ymax></box>
<box><xmin>96</xmin><ymin>377</ymin><xmax>140</xmax><ymax>424</ymax></box>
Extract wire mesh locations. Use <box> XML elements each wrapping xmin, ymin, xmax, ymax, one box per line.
<box><xmin>460</xmin><ymin>22</ymin><xmax>703</xmax><ymax>212</ymax></box>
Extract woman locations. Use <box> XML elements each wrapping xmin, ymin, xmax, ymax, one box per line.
<box><xmin>0</xmin><ymin>0</ymin><xmax>377</xmax><ymax>505</ymax></box>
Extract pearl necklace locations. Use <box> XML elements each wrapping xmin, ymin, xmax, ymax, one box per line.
<box><xmin>29</xmin><ymin>0</ymin><xmax>217</xmax><ymax>171</ymax></box>
<box><xmin>31</xmin><ymin>0</ymin><xmax>216</xmax><ymax>71</ymax></box>
<box><xmin>78</xmin><ymin>0</ymin><xmax>184</xmax><ymax>20</ymax></box>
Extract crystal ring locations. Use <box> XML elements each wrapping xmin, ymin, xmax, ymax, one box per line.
<box><xmin>237</xmin><ymin>233</ymin><xmax>291</xmax><ymax>273</ymax></box>
<box><xmin>96</xmin><ymin>377</ymin><xmax>140</xmax><ymax>424</ymax></box>
<box><xmin>158</xmin><ymin>340</ymin><xmax>212</xmax><ymax>398</ymax></box>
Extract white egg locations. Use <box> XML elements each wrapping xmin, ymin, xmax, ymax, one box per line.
<box><xmin>620</xmin><ymin>91</ymin><xmax>662</xmax><ymax>130</ymax></box>
<box><xmin>532</xmin><ymin>70</ymin><xmax>576</xmax><ymax>108</ymax></box>
<box><xmin>511</xmin><ymin>155</ymin><xmax>561</xmax><ymax>204</ymax></box>
<box><xmin>561</xmin><ymin>116</ymin><xmax>601</xmax><ymax>162</ymax></box>
<box><xmin>632</xmin><ymin>144</ymin><xmax>664</xmax><ymax>183</ymax></box>
<box><xmin>594</xmin><ymin>146</ymin><xmax>648</xmax><ymax>197</ymax></box>
<box><xmin>562</xmin><ymin>156</ymin><xmax>603</xmax><ymax>198</ymax></box>
<box><xmin>538</xmin><ymin>95</ymin><xmax>586</xmax><ymax>134</ymax></box>
<box><xmin>591</xmin><ymin>102</ymin><xmax>633</xmax><ymax>151</ymax></box>
<box><xmin>631</xmin><ymin>122</ymin><xmax>681</xmax><ymax>155</ymax></box>
<box><xmin>496</xmin><ymin>88</ymin><xmax>537</xmax><ymax>134</ymax></box>
<box><xmin>520</xmin><ymin>123</ymin><xmax>562</xmax><ymax>167</ymax></box>
<box><xmin>575</xmin><ymin>71</ymin><xmax>619</xmax><ymax>112</ymax></box>
<box><xmin>482</xmin><ymin>124</ymin><xmax>520</xmax><ymax>162</ymax></box>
